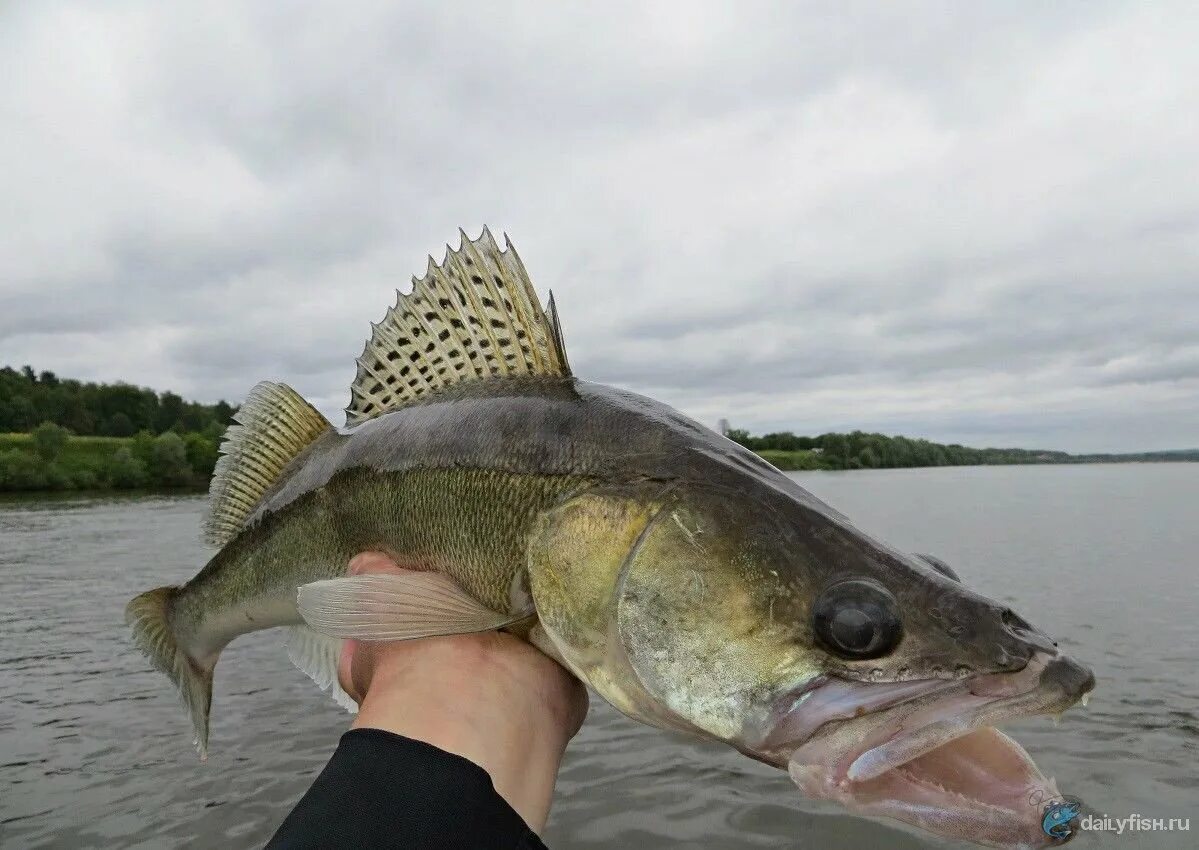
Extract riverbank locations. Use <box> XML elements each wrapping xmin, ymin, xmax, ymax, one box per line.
<box><xmin>753</xmin><ymin>447</ymin><xmax>1199</xmax><ymax>471</ymax></box>
<box><xmin>729</xmin><ymin>429</ymin><xmax>1199</xmax><ymax>471</ymax></box>
<box><xmin>0</xmin><ymin>430</ymin><xmax>215</xmax><ymax>492</ymax></box>
<box><xmin>4</xmin><ymin>430</ymin><xmax>1193</xmax><ymax>493</ymax></box>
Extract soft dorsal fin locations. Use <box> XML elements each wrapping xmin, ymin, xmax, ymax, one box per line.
<box><xmin>204</xmin><ymin>381</ymin><xmax>331</xmax><ymax>547</ymax></box>
<box><xmin>345</xmin><ymin>227</ymin><xmax>571</xmax><ymax>426</ymax></box>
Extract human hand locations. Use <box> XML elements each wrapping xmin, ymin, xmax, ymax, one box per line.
<box><xmin>336</xmin><ymin>552</ymin><xmax>589</xmax><ymax>832</ymax></box>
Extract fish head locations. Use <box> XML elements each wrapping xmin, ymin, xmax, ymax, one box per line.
<box><xmin>529</xmin><ymin>481</ymin><xmax>1094</xmax><ymax>849</ymax></box>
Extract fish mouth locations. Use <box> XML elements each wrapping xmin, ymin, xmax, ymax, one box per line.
<box><xmin>754</xmin><ymin>652</ymin><xmax>1095</xmax><ymax>849</ymax></box>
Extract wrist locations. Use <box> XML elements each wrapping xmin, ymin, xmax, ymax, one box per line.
<box><xmin>349</xmin><ymin>633</ymin><xmax>580</xmax><ymax>832</ymax></box>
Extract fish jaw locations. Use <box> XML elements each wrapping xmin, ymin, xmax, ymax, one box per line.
<box><xmin>746</xmin><ymin>652</ymin><xmax>1094</xmax><ymax>849</ymax></box>
<box><xmin>789</xmin><ymin>727</ymin><xmax>1063</xmax><ymax>849</ymax></box>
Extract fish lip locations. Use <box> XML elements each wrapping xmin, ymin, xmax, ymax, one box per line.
<box><xmin>750</xmin><ymin>674</ymin><xmax>963</xmax><ymax>766</ymax></box>
<box><xmin>787</xmin><ymin>652</ymin><xmax>1094</xmax><ymax>786</ymax></box>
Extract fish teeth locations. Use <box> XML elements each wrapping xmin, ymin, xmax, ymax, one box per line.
<box><xmin>1080</xmin><ymin>692</ymin><xmax>1090</xmax><ymax>708</ymax></box>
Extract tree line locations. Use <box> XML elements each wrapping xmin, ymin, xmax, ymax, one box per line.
<box><xmin>0</xmin><ymin>424</ymin><xmax>220</xmax><ymax>491</ymax></box>
<box><xmin>0</xmin><ymin>365</ymin><xmax>234</xmax><ymax>438</ymax></box>
<box><xmin>2</xmin><ymin>365</ymin><xmax>1192</xmax><ymax>491</ymax></box>
<box><xmin>722</xmin><ymin>428</ymin><xmax>1195</xmax><ymax>470</ymax></box>
<box><xmin>0</xmin><ymin>366</ymin><xmax>236</xmax><ymax>492</ymax></box>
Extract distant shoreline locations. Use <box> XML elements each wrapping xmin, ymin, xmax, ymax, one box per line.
<box><xmin>4</xmin><ymin>365</ymin><xmax>1193</xmax><ymax>492</ymax></box>
<box><xmin>754</xmin><ymin>447</ymin><xmax>1199</xmax><ymax>472</ymax></box>
<box><xmin>1</xmin><ymin>431</ymin><xmax>1193</xmax><ymax>495</ymax></box>
<box><xmin>724</xmin><ymin>428</ymin><xmax>1198</xmax><ymax>472</ymax></box>
<box><xmin>0</xmin><ymin>431</ymin><xmax>215</xmax><ymax>494</ymax></box>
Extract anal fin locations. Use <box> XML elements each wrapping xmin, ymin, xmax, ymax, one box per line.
<box><xmin>286</xmin><ymin>625</ymin><xmax>357</xmax><ymax>712</ymax></box>
<box><xmin>297</xmin><ymin>572</ymin><xmax>525</xmax><ymax>642</ymax></box>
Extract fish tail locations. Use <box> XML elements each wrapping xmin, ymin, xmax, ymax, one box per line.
<box><xmin>125</xmin><ymin>586</ymin><xmax>215</xmax><ymax>760</ymax></box>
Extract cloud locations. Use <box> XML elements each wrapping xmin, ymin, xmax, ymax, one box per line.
<box><xmin>1</xmin><ymin>1</ymin><xmax>1196</xmax><ymax>452</ymax></box>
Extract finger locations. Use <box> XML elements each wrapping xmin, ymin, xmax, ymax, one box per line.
<box><xmin>339</xmin><ymin>551</ymin><xmax>419</xmax><ymax>701</ymax></box>
<box><xmin>337</xmin><ymin>635</ymin><xmax>361</xmax><ymax>704</ymax></box>
<box><xmin>347</xmin><ymin>551</ymin><xmax>399</xmax><ymax>575</ymax></box>
<box><xmin>338</xmin><ymin>552</ymin><xmax>396</xmax><ymax>701</ymax></box>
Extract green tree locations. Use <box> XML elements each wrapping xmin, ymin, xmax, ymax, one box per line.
<box><xmin>214</xmin><ymin>400</ymin><xmax>235</xmax><ymax>425</ymax></box>
<box><xmin>31</xmin><ymin>421</ymin><xmax>69</xmax><ymax>461</ymax></box>
<box><xmin>157</xmin><ymin>391</ymin><xmax>185</xmax><ymax>433</ymax></box>
<box><xmin>149</xmin><ymin>431</ymin><xmax>194</xmax><ymax>486</ymax></box>
<box><xmin>184</xmin><ymin>432</ymin><xmax>219</xmax><ymax>477</ymax></box>
<box><xmin>820</xmin><ymin>433</ymin><xmax>850</xmax><ymax>460</ymax></box>
<box><xmin>100</xmin><ymin>384</ymin><xmax>158</xmax><ymax>433</ymax></box>
<box><xmin>43</xmin><ymin>462</ymin><xmax>72</xmax><ymax>490</ymax></box>
<box><xmin>6</xmin><ymin>397</ymin><xmax>36</xmax><ymax>431</ymax></box>
<box><xmin>0</xmin><ymin>364</ymin><xmax>233</xmax><ymax>438</ymax></box>
<box><xmin>107</xmin><ymin>447</ymin><xmax>148</xmax><ymax>488</ymax></box>
<box><xmin>104</xmin><ymin>412</ymin><xmax>136</xmax><ymax>437</ymax></box>
<box><xmin>59</xmin><ymin>395</ymin><xmax>95</xmax><ymax>435</ymax></box>
<box><xmin>179</xmin><ymin>403</ymin><xmax>211</xmax><ymax>433</ymax></box>
<box><xmin>131</xmin><ymin>430</ymin><xmax>157</xmax><ymax>465</ymax></box>
<box><xmin>0</xmin><ymin>449</ymin><xmax>48</xmax><ymax>490</ymax></box>
<box><xmin>724</xmin><ymin>428</ymin><xmax>753</xmax><ymax>447</ymax></box>
<box><xmin>760</xmin><ymin>431</ymin><xmax>806</xmax><ymax>451</ymax></box>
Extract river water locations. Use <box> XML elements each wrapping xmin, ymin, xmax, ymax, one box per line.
<box><xmin>1</xmin><ymin>464</ymin><xmax>1196</xmax><ymax>848</ymax></box>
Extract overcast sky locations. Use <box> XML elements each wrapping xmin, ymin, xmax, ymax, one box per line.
<box><xmin>3</xmin><ymin>2</ymin><xmax>1196</xmax><ymax>452</ymax></box>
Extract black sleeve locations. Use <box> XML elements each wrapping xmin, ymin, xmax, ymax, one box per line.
<box><xmin>266</xmin><ymin>727</ymin><xmax>549</xmax><ymax>850</ymax></box>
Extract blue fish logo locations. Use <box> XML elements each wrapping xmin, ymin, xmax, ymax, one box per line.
<box><xmin>1042</xmin><ymin>800</ymin><xmax>1081</xmax><ymax>840</ymax></box>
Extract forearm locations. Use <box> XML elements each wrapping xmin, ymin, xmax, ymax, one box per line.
<box><xmin>271</xmin><ymin>554</ymin><xmax>588</xmax><ymax>848</ymax></box>
<box><xmin>352</xmin><ymin>645</ymin><xmax>576</xmax><ymax>832</ymax></box>
<box><xmin>267</xmin><ymin>728</ymin><xmax>548</xmax><ymax>850</ymax></box>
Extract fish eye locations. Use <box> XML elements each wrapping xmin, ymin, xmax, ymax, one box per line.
<box><xmin>915</xmin><ymin>553</ymin><xmax>961</xmax><ymax>583</ymax></box>
<box><xmin>813</xmin><ymin>579</ymin><xmax>903</xmax><ymax>660</ymax></box>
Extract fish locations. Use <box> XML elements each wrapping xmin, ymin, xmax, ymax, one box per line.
<box><xmin>127</xmin><ymin>228</ymin><xmax>1095</xmax><ymax>848</ymax></box>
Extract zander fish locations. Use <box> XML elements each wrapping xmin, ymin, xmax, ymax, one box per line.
<box><xmin>128</xmin><ymin>229</ymin><xmax>1095</xmax><ymax>848</ymax></box>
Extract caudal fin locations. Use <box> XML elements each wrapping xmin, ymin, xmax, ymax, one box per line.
<box><xmin>125</xmin><ymin>586</ymin><xmax>215</xmax><ymax>759</ymax></box>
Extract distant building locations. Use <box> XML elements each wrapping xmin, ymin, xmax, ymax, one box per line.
<box><xmin>717</xmin><ymin>418</ymin><xmax>730</xmax><ymax>436</ymax></box>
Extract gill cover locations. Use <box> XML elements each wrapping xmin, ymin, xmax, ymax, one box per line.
<box><xmin>528</xmin><ymin>484</ymin><xmax>813</xmax><ymax>742</ymax></box>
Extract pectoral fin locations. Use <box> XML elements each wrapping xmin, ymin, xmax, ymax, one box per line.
<box><xmin>297</xmin><ymin>573</ymin><xmax>524</xmax><ymax>642</ymax></box>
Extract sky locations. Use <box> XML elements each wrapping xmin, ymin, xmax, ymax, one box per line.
<box><xmin>2</xmin><ymin>2</ymin><xmax>1196</xmax><ymax>453</ymax></box>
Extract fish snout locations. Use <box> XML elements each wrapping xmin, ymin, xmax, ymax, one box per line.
<box><xmin>934</xmin><ymin>595</ymin><xmax>1063</xmax><ymax>673</ymax></box>
<box><xmin>1040</xmin><ymin>654</ymin><xmax>1096</xmax><ymax>707</ymax></box>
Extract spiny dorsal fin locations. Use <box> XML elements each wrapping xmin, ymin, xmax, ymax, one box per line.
<box><xmin>546</xmin><ymin>291</ymin><xmax>571</xmax><ymax>374</ymax></box>
<box><xmin>204</xmin><ymin>381</ymin><xmax>331</xmax><ymax>547</ymax></box>
<box><xmin>345</xmin><ymin>227</ymin><xmax>571</xmax><ymax>427</ymax></box>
